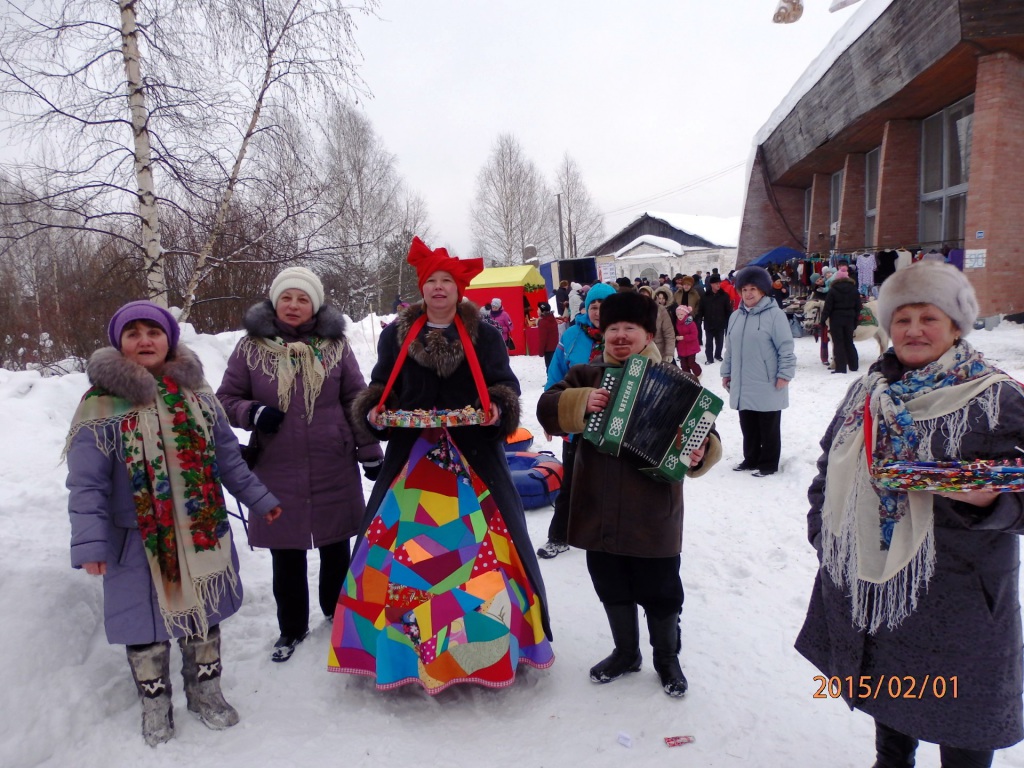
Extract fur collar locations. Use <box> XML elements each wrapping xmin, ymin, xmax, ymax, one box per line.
<box><xmin>243</xmin><ymin>300</ymin><xmax>347</xmax><ymax>341</ymax></box>
<box><xmin>394</xmin><ymin>300</ymin><xmax>483</xmax><ymax>378</ymax></box>
<box><xmin>87</xmin><ymin>344</ymin><xmax>206</xmax><ymax>405</ymax></box>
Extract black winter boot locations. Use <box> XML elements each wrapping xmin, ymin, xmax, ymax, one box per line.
<box><xmin>179</xmin><ymin>624</ymin><xmax>239</xmax><ymax>730</ymax></box>
<box><xmin>589</xmin><ymin>603</ymin><xmax>643</xmax><ymax>683</ymax></box>
<box><xmin>647</xmin><ymin>612</ymin><xmax>688</xmax><ymax>698</ymax></box>
<box><xmin>126</xmin><ymin>641</ymin><xmax>174</xmax><ymax>746</ymax></box>
<box><xmin>872</xmin><ymin>720</ymin><xmax>918</xmax><ymax>767</ymax></box>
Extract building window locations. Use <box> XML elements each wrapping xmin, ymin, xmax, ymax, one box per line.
<box><xmin>830</xmin><ymin>170</ymin><xmax>843</xmax><ymax>251</ymax></box>
<box><xmin>920</xmin><ymin>96</ymin><xmax>973</xmax><ymax>246</ymax></box>
<box><xmin>865</xmin><ymin>148</ymin><xmax>879</xmax><ymax>248</ymax></box>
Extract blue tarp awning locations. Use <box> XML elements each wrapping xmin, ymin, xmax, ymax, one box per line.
<box><xmin>750</xmin><ymin>246</ymin><xmax>804</xmax><ymax>267</ymax></box>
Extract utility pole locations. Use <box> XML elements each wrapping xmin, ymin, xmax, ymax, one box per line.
<box><xmin>555</xmin><ymin>193</ymin><xmax>566</xmax><ymax>260</ymax></box>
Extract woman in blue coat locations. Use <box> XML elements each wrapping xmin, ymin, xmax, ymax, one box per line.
<box><xmin>720</xmin><ymin>266</ymin><xmax>796</xmax><ymax>477</ymax></box>
<box><xmin>66</xmin><ymin>301</ymin><xmax>281</xmax><ymax>746</ymax></box>
<box><xmin>535</xmin><ymin>281</ymin><xmax>616</xmax><ymax>558</ymax></box>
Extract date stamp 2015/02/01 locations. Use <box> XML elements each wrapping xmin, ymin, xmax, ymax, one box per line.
<box><xmin>813</xmin><ymin>675</ymin><xmax>959</xmax><ymax>701</ymax></box>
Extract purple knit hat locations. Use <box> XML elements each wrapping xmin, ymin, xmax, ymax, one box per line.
<box><xmin>107</xmin><ymin>300</ymin><xmax>180</xmax><ymax>351</ymax></box>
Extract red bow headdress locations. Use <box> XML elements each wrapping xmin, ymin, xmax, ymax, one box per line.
<box><xmin>407</xmin><ymin>236</ymin><xmax>483</xmax><ymax>299</ymax></box>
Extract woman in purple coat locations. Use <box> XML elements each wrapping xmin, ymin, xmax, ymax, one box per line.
<box><xmin>66</xmin><ymin>301</ymin><xmax>282</xmax><ymax>746</ymax></box>
<box><xmin>217</xmin><ymin>267</ymin><xmax>383</xmax><ymax>662</ymax></box>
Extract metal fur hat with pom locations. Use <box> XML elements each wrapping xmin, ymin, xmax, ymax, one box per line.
<box><xmin>876</xmin><ymin>261</ymin><xmax>979</xmax><ymax>335</ymax></box>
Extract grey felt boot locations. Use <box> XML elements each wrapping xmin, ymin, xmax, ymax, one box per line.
<box><xmin>179</xmin><ymin>624</ymin><xmax>239</xmax><ymax>730</ymax></box>
<box><xmin>126</xmin><ymin>641</ymin><xmax>174</xmax><ymax>746</ymax></box>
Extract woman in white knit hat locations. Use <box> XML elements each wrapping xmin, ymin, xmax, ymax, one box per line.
<box><xmin>796</xmin><ymin>261</ymin><xmax>1024</xmax><ymax>765</ymax></box>
<box><xmin>217</xmin><ymin>266</ymin><xmax>383</xmax><ymax>662</ymax></box>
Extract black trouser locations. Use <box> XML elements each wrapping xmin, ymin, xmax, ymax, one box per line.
<box><xmin>547</xmin><ymin>438</ymin><xmax>577</xmax><ymax>543</ymax></box>
<box><xmin>270</xmin><ymin>540</ymin><xmax>350</xmax><ymax>638</ymax></box>
<box><xmin>694</xmin><ymin>317</ymin><xmax>704</xmax><ymax>348</ymax></box>
<box><xmin>704</xmin><ymin>328</ymin><xmax>725</xmax><ymax>362</ymax></box>
<box><xmin>543</xmin><ymin>350</ymin><xmax>555</xmax><ymax>370</ymax></box>
<box><xmin>586</xmin><ymin>550</ymin><xmax>683</xmax><ymax>620</ymax></box>
<box><xmin>738</xmin><ymin>409</ymin><xmax>782</xmax><ymax>473</ymax></box>
<box><xmin>873</xmin><ymin>720</ymin><xmax>993</xmax><ymax>768</ymax></box>
<box><xmin>830</xmin><ymin>319</ymin><xmax>859</xmax><ymax>373</ymax></box>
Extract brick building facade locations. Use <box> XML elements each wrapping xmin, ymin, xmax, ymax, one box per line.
<box><xmin>738</xmin><ymin>0</ymin><xmax>1024</xmax><ymax>318</ymax></box>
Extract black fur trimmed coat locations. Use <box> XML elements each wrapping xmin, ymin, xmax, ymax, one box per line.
<box><xmin>352</xmin><ymin>300</ymin><xmax>552</xmax><ymax>639</ymax></box>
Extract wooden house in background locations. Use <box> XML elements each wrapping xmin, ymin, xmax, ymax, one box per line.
<box><xmin>587</xmin><ymin>212</ymin><xmax>739</xmax><ymax>284</ymax></box>
<box><xmin>739</xmin><ymin>0</ymin><xmax>1024</xmax><ymax>319</ymax></box>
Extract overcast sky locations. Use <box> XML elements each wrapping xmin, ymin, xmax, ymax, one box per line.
<box><xmin>350</xmin><ymin>0</ymin><xmax>864</xmax><ymax>256</ymax></box>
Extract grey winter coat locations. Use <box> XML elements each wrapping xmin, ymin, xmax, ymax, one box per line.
<box><xmin>351</xmin><ymin>300</ymin><xmax>552</xmax><ymax>640</ymax></box>
<box><xmin>795</xmin><ymin>351</ymin><xmax>1024</xmax><ymax>750</ymax></box>
<box><xmin>720</xmin><ymin>295</ymin><xmax>795</xmax><ymax>411</ymax></box>
<box><xmin>217</xmin><ymin>302</ymin><xmax>382</xmax><ymax>550</ymax></box>
<box><xmin>67</xmin><ymin>345</ymin><xmax>279</xmax><ymax>646</ymax></box>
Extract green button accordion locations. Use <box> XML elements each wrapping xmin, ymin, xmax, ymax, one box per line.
<box><xmin>582</xmin><ymin>354</ymin><xmax>723</xmax><ymax>483</ymax></box>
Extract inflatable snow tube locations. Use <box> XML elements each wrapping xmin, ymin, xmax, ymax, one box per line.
<box><xmin>505</xmin><ymin>427</ymin><xmax>534</xmax><ymax>453</ymax></box>
<box><xmin>506</xmin><ymin>451</ymin><xmax>563</xmax><ymax>510</ymax></box>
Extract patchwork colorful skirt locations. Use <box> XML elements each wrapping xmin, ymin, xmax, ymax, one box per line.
<box><xmin>328</xmin><ymin>428</ymin><xmax>554</xmax><ymax>693</ymax></box>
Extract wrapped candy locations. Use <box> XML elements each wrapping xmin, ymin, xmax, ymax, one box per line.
<box><xmin>377</xmin><ymin>406</ymin><xmax>487</xmax><ymax>429</ymax></box>
<box><xmin>870</xmin><ymin>458</ymin><xmax>1024</xmax><ymax>492</ymax></box>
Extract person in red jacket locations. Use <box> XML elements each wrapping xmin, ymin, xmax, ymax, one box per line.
<box><xmin>536</xmin><ymin>301</ymin><xmax>559</xmax><ymax>369</ymax></box>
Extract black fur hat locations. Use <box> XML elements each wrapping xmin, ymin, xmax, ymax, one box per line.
<box><xmin>599</xmin><ymin>291</ymin><xmax>658</xmax><ymax>335</ymax></box>
<box><xmin>733</xmin><ymin>265</ymin><xmax>773</xmax><ymax>296</ymax></box>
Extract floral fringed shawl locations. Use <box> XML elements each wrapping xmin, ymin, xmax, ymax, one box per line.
<box><xmin>65</xmin><ymin>377</ymin><xmax>235</xmax><ymax>640</ymax></box>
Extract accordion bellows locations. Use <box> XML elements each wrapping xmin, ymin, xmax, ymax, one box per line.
<box><xmin>583</xmin><ymin>354</ymin><xmax>723</xmax><ymax>483</ymax></box>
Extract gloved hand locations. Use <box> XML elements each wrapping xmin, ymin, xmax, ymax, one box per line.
<box><xmin>248</xmin><ymin>403</ymin><xmax>286</xmax><ymax>434</ymax></box>
<box><xmin>361</xmin><ymin>460</ymin><xmax>382</xmax><ymax>481</ymax></box>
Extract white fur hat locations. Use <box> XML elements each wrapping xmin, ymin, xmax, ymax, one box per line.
<box><xmin>876</xmin><ymin>261</ymin><xmax>978</xmax><ymax>336</ymax></box>
<box><xmin>270</xmin><ymin>266</ymin><xmax>325</xmax><ymax>314</ymax></box>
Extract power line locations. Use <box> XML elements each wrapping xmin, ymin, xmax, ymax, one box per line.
<box><xmin>602</xmin><ymin>161</ymin><xmax>746</xmax><ymax>216</ymax></box>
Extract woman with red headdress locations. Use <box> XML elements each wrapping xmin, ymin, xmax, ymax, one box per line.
<box><xmin>328</xmin><ymin>237</ymin><xmax>554</xmax><ymax>692</ymax></box>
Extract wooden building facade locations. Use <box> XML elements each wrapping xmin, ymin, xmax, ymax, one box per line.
<box><xmin>738</xmin><ymin>0</ymin><xmax>1024</xmax><ymax>317</ymax></box>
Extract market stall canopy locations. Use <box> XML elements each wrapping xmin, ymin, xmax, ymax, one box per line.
<box><xmin>750</xmin><ymin>246</ymin><xmax>805</xmax><ymax>267</ymax></box>
<box><xmin>465</xmin><ymin>266</ymin><xmax>548</xmax><ymax>357</ymax></box>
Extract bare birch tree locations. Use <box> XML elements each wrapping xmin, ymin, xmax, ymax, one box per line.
<box><xmin>0</xmin><ymin>0</ymin><xmax>377</xmax><ymax>315</ymax></box>
<box><xmin>470</xmin><ymin>133</ymin><xmax>553</xmax><ymax>267</ymax></box>
<box><xmin>553</xmin><ymin>153</ymin><xmax>605</xmax><ymax>259</ymax></box>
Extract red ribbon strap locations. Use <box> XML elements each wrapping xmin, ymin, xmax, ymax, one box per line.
<box><xmin>376</xmin><ymin>313</ymin><xmax>492</xmax><ymax>416</ymax></box>
<box><xmin>863</xmin><ymin>392</ymin><xmax>873</xmax><ymax>467</ymax></box>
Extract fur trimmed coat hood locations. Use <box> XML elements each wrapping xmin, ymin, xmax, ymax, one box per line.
<box><xmin>243</xmin><ymin>300</ymin><xmax>347</xmax><ymax>342</ymax></box>
<box><xmin>86</xmin><ymin>344</ymin><xmax>207</xmax><ymax>405</ymax></box>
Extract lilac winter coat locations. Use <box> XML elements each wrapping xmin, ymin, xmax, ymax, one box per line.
<box><xmin>217</xmin><ymin>302</ymin><xmax>382</xmax><ymax>550</ymax></box>
<box><xmin>67</xmin><ymin>345</ymin><xmax>279</xmax><ymax>646</ymax></box>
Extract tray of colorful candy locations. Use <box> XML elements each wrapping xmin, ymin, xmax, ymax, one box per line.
<box><xmin>376</xmin><ymin>406</ymin><xmax>487</xmax><ymax>428</ymax></box>
<box><xmin>870</xmin><ymin>459</ymin><xmax>1024</xmax><ymax>492</ymax></box>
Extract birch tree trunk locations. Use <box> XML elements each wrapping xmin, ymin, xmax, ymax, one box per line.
<box><xmin>119</xmin><ymin>0</ymin><xmax>167</xmax><ymax>306</ymax></box>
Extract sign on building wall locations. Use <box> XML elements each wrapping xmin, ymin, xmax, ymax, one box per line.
<box><xmin>965</xmin><ymin>249</ymin><xmax>986</xmax><ymax>269</ymax></box>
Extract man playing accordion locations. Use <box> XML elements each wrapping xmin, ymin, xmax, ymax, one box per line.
<box><xmin>537</xmin><ymin>291</ymin><xmax>722</xmax><ymax>698</ymax></box>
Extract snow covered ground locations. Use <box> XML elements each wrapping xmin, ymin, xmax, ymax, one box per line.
<box><xmin>3</xmin><ymin>315</ymin><xmax>1024</xmax><ymax>768</ymax></box>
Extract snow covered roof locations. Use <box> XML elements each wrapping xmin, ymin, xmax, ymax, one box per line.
<box><xmin>754</xmin><ymin>0</ymin><xmax>896</xmax><ymax>146</ymax></box>
<box><xmin>641</xmin><ymin>211</ymin><xmax>741</xmax><ymax>248</ymax></box>
<box><xmin>614</xmin><ymin>235</ymin><xmax>690</xmax><ymax>258</ymax></box>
